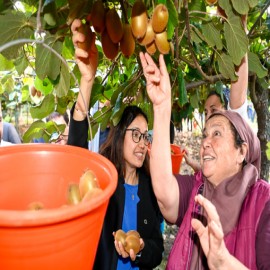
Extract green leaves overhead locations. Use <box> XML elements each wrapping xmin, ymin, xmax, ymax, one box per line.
<box><xmin>0</xmin><ymin>11</ymin><xmax>35</xmax><ymax>59</ymax></box>
<box><xmin>224</xmin><ymin>16</ymin><xmax>248</xmax><ymax>66</ymax></box>
<box><xmin>231</xmin><ymin>0</ymin><xmax>259</xmax><ymax>14</ymax></box>
<box><xmin>177</xmin><ymin>67</ymin><xmax>188</xmax><ymax>107</ymax></box>
<box><xmin>166</xmin><ymin>0</ymin><xmax>178</xmax><ymax>39</ymax></box>
<box><xmin>217</xmin><ymin>53</ymin><xmax>237</xmax><ymax>81</ymax></box>
<box><xmin>30</xmin><ymin>94</ymin><xmax>55</xmax><ymax>119</ymax></box>
<box><xmin>248</xmin><ymin>51</ymin><xmax>268</xmax><ymax>79</ymax></box>
<box><xmin>201</xmin><ymin>22</ymin><xmax>223</xmax><ymax>50</ymax></box>
<box><xmin>36</xmin><ymin>33</ymin><xmax>63</xmax><ymax>80</ymax></box>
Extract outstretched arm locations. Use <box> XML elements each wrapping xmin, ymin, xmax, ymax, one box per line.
<box><xmin>229</xmin><ymin>16</ymin><xmax>248</xmax><ymax>112</ymax></box>
<box><xmin>140</xmin><ymin>52</ymin><xmax>180</xmax><ymax>224</ymax></box>
<box><xmin>71</xmin><ymin>19</ymin><xmax>98</xmax><ymax>121</ymax></box>
<box><xmin>191</xmin><ymin>195</ymin><xmax>249</xmax><ymax>270</ymax></box>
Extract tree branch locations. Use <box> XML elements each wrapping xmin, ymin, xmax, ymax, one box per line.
<box><xmin>186</xmin><ymin>74</ymin><xmax>226</xmax><ymax>90</ymax></box>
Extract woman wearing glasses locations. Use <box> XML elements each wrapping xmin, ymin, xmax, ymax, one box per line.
<box><xmin>68</xmin><ymin>19</ymin><xmax>164</xmax><ymax>270</ymax></box>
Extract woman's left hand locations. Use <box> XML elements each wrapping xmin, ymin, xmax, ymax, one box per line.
<box><xmin>191</xmin><ymin>194</ymin><xmax>230</xmax><ymax>269</ymax></box>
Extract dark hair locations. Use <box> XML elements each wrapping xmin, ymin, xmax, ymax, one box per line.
<box><xmin>46</xmin><ymin>112</ymin><xmax>69</xmax><ymax>125</ymax></box>
<box><xmin>99</xmin><ymin>105</ymin><xmax>150</xmax><ymax>178</ymax></box>
<box><xmin>207</xmin><ymin>91</ymin><xmax>228</xmax><ymax>109</ymax></box>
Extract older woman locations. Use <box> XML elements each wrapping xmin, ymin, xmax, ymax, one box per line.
<box><xmin>139</xmin><ymin>52</ymin><xmax>270</xmax><ymax>269</ymax></box>
<box><xmin>68</xmin><ymin>19</ymin><xmax>163</xmax><ymax>270</ymax></box>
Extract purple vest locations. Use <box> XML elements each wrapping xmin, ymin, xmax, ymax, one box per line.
<box><xmin>166</xmin><ymin>172</ymin><xmax>270</xmax><ymax>270</ymax></box>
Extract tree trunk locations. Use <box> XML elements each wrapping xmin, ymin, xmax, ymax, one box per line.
<box><xmin>250</xmin><ymin>76</ymin><xmax>270</xmax><ymax>181</ymax></box>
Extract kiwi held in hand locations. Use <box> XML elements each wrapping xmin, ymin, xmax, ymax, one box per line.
<box><xmin>101</xmin><ymin>29</ymin><xmax>119</xmax><ymax>60</ymax></box>
<box><xmin>131</xmin><ymin>0</ymin><xmax>148</xmax><ymax>39</ymax></box>
<box><xmin>155</xmin><ymin>31</ymin><xmax>170</xmax><ymax>54</ymax></box>
<box><xmin>124</xmin><ymin>234</ymin><xmax>140</xmax><ymax>255</ymax></box>
<box><xmin>79</xmin><ymin>169</ymin><xmax>100</xmax><ymax>198</ymax></box>
<box><xmin>152</xmin><ymin>4</ymin><xmax>169</xmax><ymax>33</ymax></box>
<box><xmin>120</xmin><ymin>24</ymin><xmax>135</xmax><ymax>58</ymax></box>
<box><xmin>77</xmin><ymin>23</ymin><xmax>93</xmax><ymax>52</ymax></box>
<box><xmin>106</xmin><ymin>8</ymin><xmax>123</xmax><ymax>43</ymax></box>
<box><xmin>114</xmin><ymin>229</ymin><xmax>126</xmax><ymax>246</ymax></box>
<box><xmin>91</xmin><ymin>0</ymin><xmax>106</xmax><ymax>33</ymax></box>
<box><xmin>126</xmin><ymin>230</ymin><xmax>140</xmax><ymax>238</ymax></box>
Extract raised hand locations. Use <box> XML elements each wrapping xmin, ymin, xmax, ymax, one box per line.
<box><xmin>139</xmin><ymin>52</ymin><xmax>171</xmax><ymax>108</ymax></box>
<box><xmin>71</xmin><ymin>19</ymin><xmax>98</xmax><ymax>82</ymax></box>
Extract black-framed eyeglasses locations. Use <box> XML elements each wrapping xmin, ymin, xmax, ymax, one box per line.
<box><xmin>126</xmin><ymin>128</ymin><xmax>152</xmax><ymax>146</ymax></box>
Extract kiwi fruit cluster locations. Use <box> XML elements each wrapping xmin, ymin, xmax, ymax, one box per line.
<box><xmin>27</xmin><ymin>169</ymin><xmax>102</xmax><ymax>210</ymax></box>
<box><xmin>114</xmin><ymin>229</ymin><xmax>141</xmax><ymax>255</ymax></box>
<box><xmin>132</xmin><ymin>1</ymin><xmax>170</xmax><ymax>55</ymax></box>
<box><xmin>77</xmin><ymin>0</ymin><xmax>170</xmax><ymax>60</ymax></box>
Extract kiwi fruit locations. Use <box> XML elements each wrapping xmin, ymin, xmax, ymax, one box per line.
<box><xmin>205</xmin><ymin>0</ymin><xmax>217</xmax><ymax>5</ymax></box>
<box><xmin>91</xmin><ymin>0</ymin><xmax>106</xmax><ymax>33</ymax></box>
<box><xmin>67</xmin><ymin>183</ymin><xmax>81</xmax><ymax>205</ymax></box>
<box><xmin>152</xmin><ymin>4</ymin><xmax>169</xmax><ymax>33</ymax></box>
<box><xmin>126</xmin><ymin>230</ymin><xmax>140</xmax><ymax>238</ymax></box>
<box><xmin>131</xmin><ymin>0</ymin><xmax>148</xmax><ymax>39</ymax></box>
<box><xmin>82</xmin><ymin>187</ymin><xmax>103</xmax><ymax>202</ymax></box>
<box><xmin>145</xmin><ymin>41</ymin><xmax>156</xmax><ymax>55</ymax></box>
<box><xmin>138</xmin><ymin>19</ymin><xmax>155</xmax><ymax>46</ymax></box>
<box><xmin>120</xmin><ymin>24</ymin><xmax>135</xmax><ymax>58</ymax></box>
<box><xmin>77</xmin><ymin>23</ymin><xmax>93</xmax><ymax>52</ymax></box>
<box><xmin>101</xmin><ymin>29</ymin><xmax>119</xmax><ymax>60</ymax></box>
<box><xmin>106</xmin><ymin>8</ymin><xmax>123</xmax><ymax>43</ymax></box>
<box><xmin>114</xmin><ymin>229</ymin><xmax>126</xmax><ymax>246</ymax></box>
<box><xmin>155</xmin><ymin>31</ymin><xmax>170</xmax><ymax>54</ymax></box>
<box><xmin>124</xmin><ymin>234</ymin><xmax>140</xmax><ymax>255</ymax></box>
<box><xmin>79</xmin><ymin>169</ymin><xmax>99</xmax><ymax>198</ymax></box>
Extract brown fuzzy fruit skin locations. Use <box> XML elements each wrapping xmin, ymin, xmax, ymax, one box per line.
<box><xmin>145</xmin><ymin>41</ymin><xmax>157</xmax><ymax>55</ymax></box>
<box><xmin>114</xmin><ymin>229</ymin><xmax>126</xmax><ymax>246</ymax></box>
<box><xmin>30</xmin><ymin>85</ymin><xmax>37</xmax><ymax>96</ymax></box>
<box><xmin>91</xmin><ymin>0</ymin><xmax>106</xmax><ymax>33</ymax></box>
<box><xmin>120</xmin><ymin>24</ymin><xmax>135</xmax><ymax>58</ymax></box>
<box><xmin>82</xmin><ymin>187</ymin><xmax>103</xmax><ymax>202</ymax></box>
<box><xmin>124</xmin><ymin>234</ymin><xmax>140</xmax><ymax>255</ymax></box>
<box><xmin>106</xmin><ymin>8</ymin><xmax>123</xmax><ymax>43</ymax></box>
<box><xmin>101</xmin><ymin>30</ymin><xmax>119</xmax><ymax>60</ymax></box>
<box><xmin>131</xmin><ymin>0</ymin><xmax>148</xmax><ymax>39</ymax></box>
<box><xmin>67</xmin><ymin>183</ymin><xmax>81</xmax><ymax>205</ymax></box>
<box><xmin>79</xmin><ymin>169</ymin><xmax>99</xmax><ymax>198</ymax></box>
<box><xmin>126</xmin><ymin>230</ymin><xmax>140</xmax><ymax>238</ymax></box>
<box><xmin>77</xmin><ymin>23</ymin><xmax>93</xmax><ymax>52</ymax></box>
<box><xmin>152</xmin><ymin>4</ymin><xmax>169</xmax><ymax>33</ymax></box>
<box><xmin>138</xmin><ymin>20</ymin><xmax>155</xmax><ymax>46</ymax></box>
<box><xmin>155</xmin><ymin>31</ymin><xmax>170</xmax><ymax>54</ymax></box>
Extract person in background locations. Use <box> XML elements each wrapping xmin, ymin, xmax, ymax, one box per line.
<box><xmin>140</xmin><ymin>51</ymin><xmax>270</xmax><ymax>270</ymax></box>
<box><xmin>47</xmin><ymin>111</ymin><xmax>70</xmax><ymax>145</ymax></box>
<box><xmin>185</xmin><ymin>15</ymin><xmax>249</xmax><ymax>172</ymax></box>
<box><xmin>0</xmin><ymin>104</ymin><xmax>21</xmax><ymax>145</ymax></box>
<box><xmin>67</xmin><ymin>19</ymin><xmax>164</xmax><ymax>270</ymax></box>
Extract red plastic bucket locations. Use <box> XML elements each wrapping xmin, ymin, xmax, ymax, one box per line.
<box><xmin>0</xmin><ymin>144</ymin><xmax>118</xmax><ymax>270</ymax></box>
<box><xmin>170</xmin><ymin>144</ymin><xmax>185</xmax><ymax>174</ymax></box>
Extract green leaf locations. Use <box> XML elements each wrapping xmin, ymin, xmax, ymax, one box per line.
<box><xmin>22</xmin><ymin>120</ymin><xmax>47</xmax><ymax>143</ymax></box>
<box><xmin>190</xmin><ymin>92</ymin><xmax>199</xmax><ymax>109</ymax></box>
<box><xmin>34</xmin><ymin>77</ymin><xmax>53</xmax><ymax>95</ymax></box>
<box><xmin>55</xmin><ymin>62</ymin><xmax>70</xmax><ymax>97</ymax></box>
<box><xmin>0</xmin><ymin>54</ymin><xmax>14</xmax><ymax>70</ymax></box>
<box><xmin>14</xmin><ymin>54</ymin><xmax>28</xmax><ymax>75</ymax></box>
<box><xmin>248</xmin><ymin>51</ymin><xmax>268</xmax><ymax>79</ymax></box>
<box><xmin>224</xmin><ymin>16</ymin><xmax>248</xmax><ymax>65</ymax></box>
<box><xmin>217</xmin><ymin>53</ymin><xmax>237</xmax><ymax>80</ymax></box>
<box><xmin>231</xmin><ymin>0</ymin><xmax>249</xmax><ymax>15</ymax></box>
<box><xmin>190</xmin><ymin>27</ymin><xmax>204</xmax><ymax>44</ymax></box>
<box><xmin>30</xmin><ymin>94</ymin><xmax>55</xmax><ymax>119</ymax></box>
<box><xmin>36</xmin><ymin>33</ymin><xmax>63</xmax><ymax>80</ymax></box>
<box><xmin>248</xmin><ymin>0</ymin><xmax>259</xmax><ymax>9</ymax></box>
<box><xmin>111</xmin><ymin>93</ymin><xmax>124</xmax><ymax>126</ymax></box>
<box><xmin>177</xmin><ymin>67</ymin><xmax>188</xmax><ymax>106</ymax></box>
<box><xmin>166</xmin><ymin>0</ymin><xmax>178</xmax><ymax>39</ymax></box>
<box><xmin>201</xmin><ymin>22</ymin><xmax>223</xmax><ymax>50</ymax></box>
<box><xmin>266</xmin><ymin>142</ymin><xmax>270</xmax><ymax>161</ymax></box>
<box><xmin>0</xmin><ymin>11</ymin><xmax>35</xmax><ymax>59</ymax></box>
